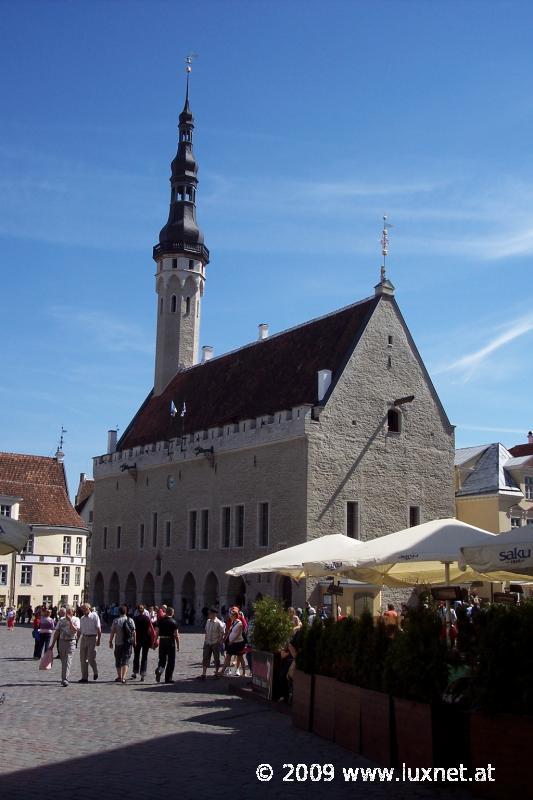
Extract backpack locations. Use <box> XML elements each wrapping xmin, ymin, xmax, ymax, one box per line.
<box><xmin>122</xmin><ymin>617</ymin><xmax>135</xmax><ymax>647</ymax></box>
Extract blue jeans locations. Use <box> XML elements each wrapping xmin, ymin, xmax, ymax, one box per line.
<box><xmin>35</xmin><ymin>632</ymin><xmax>51</xmax><ymax>659</ymax></box>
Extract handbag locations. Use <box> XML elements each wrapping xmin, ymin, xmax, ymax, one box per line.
<box><xmin>148</xmin><ymin>620</ymin><xmax>159</xmax><ymax>649</ymax></box>
<box><xmin>39</xmin><ymin>648</ymin><xmax>54</xmax><ymax>671</ymax></box>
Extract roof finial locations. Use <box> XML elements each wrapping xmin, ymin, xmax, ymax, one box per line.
<box><xmin>185</xmin><ymin>53</ymin><xmax>197</xmax><ymax>105</ymax></box>
<box><xmin>380</xmin><ymin>214</ymin><xmax>392</xmax><ymax>281</ymax></box>
<box><xmin>55</xmin><ymin>426</ymin><xmax>67</xmax><ymax>462</ymax></box>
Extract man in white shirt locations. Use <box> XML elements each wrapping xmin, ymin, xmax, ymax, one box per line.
<box><xmin>78</xmin><ymin>603</ymin><xmax>101</xmax><ymax>682</ymax></box>
<box><xmin>50</xmin><ymin>606</ymin><xmax>80</xmax><ymax>686</ymax></box>
<box><xmin>199</xmin><ymin>608</ymin><xmax>225</xmax><ymax>680</ymax></box>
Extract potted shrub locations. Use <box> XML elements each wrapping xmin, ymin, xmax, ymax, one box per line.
<box><xmin>250</xmin><ymin>596</ymin><xmax>293</xmax><ymax>701</ymax></box>
<box><xmin>333</xmin><ymin>617</ymin><xmax>362</xmax><ymax>753</ymax></box>
<box><xmin>293</xmin><ymin>620</ymin><xmax>323</xmax><ymax>731</ymax></box>
<box><xmin>311</xmin><ymin>619</ymin><xmax>338</xmax><ymax>740</ymax></box>
<box><xmin>356</xmin><ymin>613</ymin><xmax>392</xmax><ymax>765</ymax></box>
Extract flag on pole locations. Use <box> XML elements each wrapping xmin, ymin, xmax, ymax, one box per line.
<box><xmin>180</xmin><ymin>401</ymin><xmax>187</xmax><ymax>418</ymax></box>
<box><xmin>170</xmin><ymin>400</ymin><xmax>178</xmax><ymax>417</ymax></box>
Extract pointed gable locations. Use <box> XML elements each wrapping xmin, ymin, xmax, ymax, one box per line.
<box><xmin>118</xmin><ymin>295</ymin><xmax>380</xmax><ymax>450</ymax></box>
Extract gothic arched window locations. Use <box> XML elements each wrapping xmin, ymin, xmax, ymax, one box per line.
<box><xmin>185</xmin><ymin>297</ymin><xmax>191</xmax><ymax>315</ymax></box>
<box><xmin>171</xmin><ymin>295</ymin><xmax>177</xmax><ymax>313</ymax></box>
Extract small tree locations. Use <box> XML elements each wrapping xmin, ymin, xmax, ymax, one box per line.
<box><xmin>251</xmin><ymin>596</ymin><xmax>294</xmax><ymax>653</ymax></box>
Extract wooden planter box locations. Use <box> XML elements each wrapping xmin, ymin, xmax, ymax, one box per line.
<box><xmin>312</xmin><ymin>675</ymin><xmax>336</xmax><ymax>741</ymax></box>
<box><xmin>360</xmin><ymin>687</ymin><xmax>392</xmax><ymax>766</ymax></box>
<box><xmin>292</xmin><ymin>669</ymin><xmax>314</xmax><ymax>731</ymax></box>
<box><xmin>469</xmin><ymin>712</ymin><xmax>533</xmax><ymax>799</ymax></box>
<box><xmin>251</xmin><ymin>650</ymin><xmax>281</xmax><ymax>700</ymax></box>
<box><xmin>334</xmin><ymin>682</ymin><xmax>361</xmax><ymax>753</ymax></box>
<box><xmin>393</xmin><ymin>698</ymin><xmax>433</xmax><ymax>768</ymax></box>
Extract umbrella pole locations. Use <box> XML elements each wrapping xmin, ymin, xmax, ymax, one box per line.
<box><xmin>444</xmin><ymin>562</ymin><xmax>451</xmax><ymax>647</ymax></box>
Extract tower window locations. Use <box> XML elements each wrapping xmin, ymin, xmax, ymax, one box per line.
<box><xmin>159</xmin><ymin>297</ymin><xmax>163</xmax><ymax>315</ymax></box>
<box><xmin>188</xmin><ymin>259</ymin><xmax>194</xmax><ymax>269</ymax></box>
<box><xmin>178</xmin><ymin>188</ymin><xmax>185</xmax><ymax>201</ymax></box>
<box><xmin>388</xmin><ymin>335</ymin><xmax>393</xmax><ymax>346</ymax></box>
<box><xmin>185</xmin><ymin>297</ymin><xmax>191</xmax><ymax>315</ymax></box>
<box><xmin>409</xmin><ymin>506</ymin><xmax>421</xmax><ymax>527</ymax></box>
<box><xmin>346</xmin><ymin>501</ymin><xmax>360</xmax><ymax>539</ymax></box>
<box><xmin>185</xmin><ymin>186</ymin><xmax>194</xmax><ymax>201</ymax></box>
<box><xmin>387</xmin><ymin>408</ymin><xmax>401</xmax><ymax>434</ymax></box>
<box><xmin>171</xmin><ymin>295</ymin><xmax>177</xmax><ymax>313</ymax></box>
<box><xmin>172</xmin><ymin>258</ymin><xmax>177</xmax><ymax>269</ymax></box>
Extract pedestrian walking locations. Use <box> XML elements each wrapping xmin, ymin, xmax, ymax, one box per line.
<box><xmin>131</xmin><ymin>604</ymin><xmax>154</xmax><ymax>681</ymax></box>
<box><xmin>78</xmin><ymin>602</ymin><xmax>101</xmax><ymax>683</ymax></box>
<box><xmin>109</xmin><ymin>605</ymin><xmax>136</xmax><ymax>684</ymax></box>
<box><xmin>49</xmin><ymin>606</ymin><xmax>80</xmax><ymax>686</ymax></box>
<box><xmin>6</xmin><ymin>607</ymin><xmax>15</xmax><ymax>631</ymax></box>
<box><xmin>155</xmin><ymin>606</ymin><xmax>179</xmax><ymax>684</ymax></box>
<box><xmin>35</xmin><ymin>608</ymin><xmax>55</xmax><ymax>659</ymax></box>
<box><xmin>222</xmin><ymin>608</ymin><xmax>246</xmax><ymax>677</ymax></box>
<box><xmin>198</xmin><ymin>607</ymin><xmax>225</xmax><ymax>680</ymax></box>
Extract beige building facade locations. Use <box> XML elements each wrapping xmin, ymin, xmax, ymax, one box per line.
<box><xmin>90</xmin><ymin>88</ymin><xmax>455</xmax><ymax>618</ymax></box>
<box><xmin>0</xmin><ymin>452</ymin><xmax>89</xmax><ymax>611</ymax></box>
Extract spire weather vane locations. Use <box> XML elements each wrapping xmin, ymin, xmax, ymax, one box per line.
<box><xmin>58</xmin><ymin>426</ymin><xmax>67</xmax><ymax>451</ymax></box>
<box><xmin>380</xmin><ymin>215</ymin><xmax>393</xmax><ymax>282</ymax></box>
<box><xmin>185</xmin><ymin>53</ymin><xmax>198</xmax><ymax>93</ymax></box>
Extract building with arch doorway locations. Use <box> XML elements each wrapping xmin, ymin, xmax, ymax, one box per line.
<box><xmin>89</xmin><ymin>82</ymin><xmax>455</xmax><ymax>619</ymax></box>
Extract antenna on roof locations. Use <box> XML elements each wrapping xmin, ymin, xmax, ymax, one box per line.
<box><xmin>380</xmin><ymin>215</ymin><xmax>393</xmax><ymax>282</ymax></box>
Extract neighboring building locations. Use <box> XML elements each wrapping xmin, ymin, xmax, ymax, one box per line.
<box><xmin>455</xmin><ymin>440</ymin><xmax>533</xmax><ymax>532</ymax></box>
<box><xmin>90</xmin><ymin>85</ymin><xmax>455</xmax><ymax>617</ymax></box>
<box><xmin>0</xmin><ymin>451</ymin><xmax>90</xmax><ymax>610</ymax></box>
<box><xmin>75</xmin><ymin>472</ymin><xmax>95</xmax><ymax>597</ymax></box>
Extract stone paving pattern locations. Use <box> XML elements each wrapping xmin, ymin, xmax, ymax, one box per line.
<box><xmin>0</xmin><ymin>625</ymin><xmax>477</xmax><ymax>800</ymax></box>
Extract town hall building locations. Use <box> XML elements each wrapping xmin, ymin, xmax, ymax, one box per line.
<box><xmin>90</xmin><ymin>81</ymin><xmax>455</xmax><ymax>617</ymax></box>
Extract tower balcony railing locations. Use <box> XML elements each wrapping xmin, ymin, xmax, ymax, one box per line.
<box><xmin>153</xmin><ymin>241</ymin><xmax>210</xmax><ymax>264</ymax></box>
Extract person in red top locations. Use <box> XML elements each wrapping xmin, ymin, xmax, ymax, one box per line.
<box><xmin>382</xmin><ymin>604</ymin><xmax>400</xmax><ymax>637</ymax></box>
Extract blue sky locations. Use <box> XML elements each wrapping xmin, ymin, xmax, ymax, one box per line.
<box><xmin>1</xmin><ymin>0</ymin><xmax>532</xmax><ymax>497</ymax></box>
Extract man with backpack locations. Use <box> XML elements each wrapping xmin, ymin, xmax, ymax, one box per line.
<box><xmin>109</xmin><ymin>605</ymin><xmax>136</xmax><ymax>684</ymax></box>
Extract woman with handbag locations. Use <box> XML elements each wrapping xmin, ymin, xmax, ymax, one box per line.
<box><xmin>35</xmin><ymin>607</ymin><xmax>55</xmax><ymax>659</ymax></box>
<box><xmin>222</xmin><ymin>608</ymin><xmax>246</xmax><ymax>677</ymax></box>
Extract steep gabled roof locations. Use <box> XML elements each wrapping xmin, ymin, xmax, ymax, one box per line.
<box><xmin>118</xmin><ymin>295</ymin><xmax>381</xmax><ymax>450</ymax></box>
<box><xmin>456</xmin><ymin>443</ymin><xmax>522</xmax><ymax>498</ymax></box>
<box><xmin>0</xmin><ymin>452</ymin><xmax>87</xmax><ymax>529</ymax></box>
<box><xmin>75</xmin><ymin>478</ymin><xmax>95</xmax><ymax>513</ymax></box>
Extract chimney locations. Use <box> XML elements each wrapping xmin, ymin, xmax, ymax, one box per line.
<box><xmin>202</xmin><ymin>345</ymin><xmax>214</xmax><ymax>363</ymax></box>
<box><xmin>528</xmin><ymin>431</ymin><xmax>533</xmax><ymax>445</ymax></box>
<box><xmin>317</xmin><ymin>369</ymin><xmax>332</xmax><ymax>403</ymax></box>
<box><xmin>79</xmin><ymin>472</ymin><xmax>87</xmax><ymax>484</ymax></box>
<box><xmin>107</xmin><ymin>429</ymin><xmax>117</xmax><ymax>454</ymax></box>
<box><xmin>258</xmin><ymin>323</ymin><xmax>269</xmax><ymax>340</ymax></box>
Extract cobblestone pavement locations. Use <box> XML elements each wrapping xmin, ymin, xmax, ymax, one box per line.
<box><xmin>0</xmin><ymin>624</ymin><xmax>477</xmax><ymax>800</ymax></box>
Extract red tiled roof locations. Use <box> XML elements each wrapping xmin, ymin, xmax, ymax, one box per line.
<box><xmin>0</xmin><ymin>452</ymin><xmax>87</xmax><ymax>529</ymax></box>
<box><xmin>119</xmin><ymin>295</ymin><xmax>381</xmax><ymax>450</ymax></box>
<box><xmin>75</xmin><ymin>479</ymin><xmax>94</xmax><ymax>512</ymax></box>
<box><xmin>509</xmin><ymin>443</ymin><xmax>533</xmax><ymax>457</ymax></box>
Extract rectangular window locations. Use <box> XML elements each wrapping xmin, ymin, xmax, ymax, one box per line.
<box><xmin>189</xmin><ymin>510</ymin><xmax>197</xmax><ymax>550</ymax></box>
<box><xmin>22</xmin><ymin>534</ymin><xmax>34</xmax><ymax>554</ymax></box>
<box><xmin>75</xmin><ymin>537</ymin><xmax>83</xmax><ymax>556</ymax></box>
<box><xmin>0</xmin><ymin>504</ymin><xmax>11</xmax><ymax>517</ymax></box>
<box><xmin>21</xmin><ymin>565</ymin><xmax>32</xmax><ymax>585</ymax></box>
<box><xmin>60</xmin><ymin>594</ymin><xmax>68</xmax><ymax>606</ymax></box>
<box><xmin>511</xmin><ymin>517</ymin><xmax>521</xmax><ymax>528</ymax></box>
<box><xmin>258</xmin><ymin>502</ymin><xmax>269</xmax><ymax>547</ymax></box>
<box><xmin>409</xmin><ymin>505</ymin><xmax>421</xmax><ymax>527</ymax></box>
<box><xmin>61</xmin><ymin>566</ymin><xmax>70</xmax><ymax>586</ymax></box>
<box><xmin>346</xmin><ymin>501</ymin><xmax>360</xmax><ymax>539</ymax></box>
<box><xmin>139</xmin><ymin>523</ymin><xmax>145</xmax><ymax>549</ymax></box>
<box><xmin>103</xmin><ymin>526</ymin><xmax>108</xmax><ymax>550</ymax></box>
<box><xmin>88</xmin><ymin>510</ymin><xmax>93</xmax><ymax>523</ymax></box>
<box><xmin>152</xmin><ymin>512</ymin><xmax>158</xmax><ymax>547</ymax></box>
<box><xmin>42</xmin><ymin>595</ymin><xmax>53</xmax><ymax>607</ymax></box>
<box><xmin>221</xmin><ymin>506</ymin><xmax>231</xmax><ymax>548</ymax></box>
<box><xmin>201</xmin><ymin>509</ymin><xmax>209</xmax><ymax>549</ymax></box>
<box><xmin>116</xmin><ymin>526</ymin><xmax>121</xmax><ymax>549</ymax></box>
<box><xmin>53</xmin><ymin>566</ymin><xmax>60</xmax><ymax>577</ymax></box>
<box><xmin>525</xmin><ymin>476</ymin><xmax>533</xmax><ymax>501</ymax></box>
<box><xmin>527</xmin><ymin>519</ymin><xmax>533</xmax><ymax>526</ymax></box>
<box><xmin>165</xmin><ymin>521</ymin><xmax>171</xmax><ymax>548</ymax></box>
<box><xmin>75</xmin><ymin>566</ymin><xmax>81</xmax><ymax>586</ymax></box>
<box><xmin>0</xmin><ymin>565</ymin><xmax>7</xmax><ymax>585</ymax></box>
<box><xmin>62</xmin><ymin>536</ymin><xmax>71</xmax><ymax>555</ymax></box>
<box><xmin>73</xmin><ymin>594</ymin><xmax>79</xmax><ymax>606</ymax></box>
<box><xmin>235</xmin><ymin>505</ymin><xmax>245</xmax><ymax>548</ymax></box>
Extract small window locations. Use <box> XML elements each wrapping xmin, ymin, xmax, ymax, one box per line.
<box><xmin>511</xmin><ymin>517</ymin><xmax>521</xmax><ymax>528</ymax></box>
<box><xmin>75</xmin><ymin>566</ymin><xmax>81</xmax><ymax>586</ymax></box>
<box><xmin>387</xmin><ymin>408</ymin><xmax>401</xmax><ymax>434</ymax></box>
<box><xmin>165</xmin><ymin>520</ymin><xmax>171</xmax><ymax>548</ymax></box>
<box><xmin>139</xmin><ymin>523</ymin><xmax>145</xmax><ymax>549</ymax></box>
<box><xmin>21</xmin><ymin>565</ymin><xmax>33</xmax><ymax>586</ymax></box>
<box><xmin>235</xmin><ymin>505</ymin><xmax>245</xmax><ymax>548</ymax></box>
<box><xmin>155</xmin><ymin>554</ymin><xmax>162</xmax><ymax>577</ymax></box>
<box><xmin>221</xmin><ymin>507</ymin><xmax>231</xmax><ymax>548</ymax></box>
<box><xmin>346</xmin><ymin>501</ymin><xmax>359</xmax><ymax>539</ymax></box>
<box><xmin>152</xmin><ymin>512</ymin><xmax>158</xmax><ymax>547</ymax></box>
<box><xmin>409</xmin><ymin>506</ymin><xmax>420</xmax><ymax>527</ymax></box>
<box><xmin>525</xmin><ymin>476</ymin><xmax>533</xmax><ymax>501</ymax></box>
<box><xmin>159</xmin><ymin>297</ymin><xmax>163</xmax><ymax>315</ymax></box>
<box><xmin>75</xmin><ymin>537</ymin><xmax>83</xmax><ymax>556</ymax></box>
<box><xmin>188</xmin><ymin>259</ymin><xmax>194</xmax><ymax>269</ymax></box>
<box><xmin>171</xmin><ymin>295</ymin><xmax>177</xmax><ymax>313</ymax></box>
<box><xmin>388</xmin><ymin>335</ymin><xmax>393</xmax><ymax>346</ymax></box>
<box><xmin>22</xmin><ymin>534</ymin><xmax>34</xmax><ymax>554</ymax></box>
<box><xmin>0</xmin><ymin>565</ymin><xmax>7</xmax><ymax>585</ymax></box>
<box><xmin>185</xmin><ymin>186</ymin><xmax>193</xmax><ymax>201</ymax></box>
<box><xmin>201</xmin><ymin>509</ymin><xmax>209</xmax><ymax>550</ymax></box>
<box><xmin>116</xmin><ymin>526</ymin><xmax>121</xmax><ymax>549</ymax></box>
<box><xmin>53</xmin><ymin>566</ymin><xmax>60</xmax><ymax>577</ymax></box>
<box><xmin>88</xmin><ymin>510</ymin><xmax>93</xmax><ymax>523</ymax></box>
<box><xmin>258</xmin><ymin>502</ymin><xmax>269</xmax><ymax>547</ymax></box>
<box><xmin>185</xmin><ymin>297</ymin><xmax>191</xmax><ymax>315</ymax></box>
<box><xmin>61</xmin><ymin>566</ymin><xmax>70</xmax><ymax>586</ymax></box>
<box><xmin>0</xmin><ymin>504</ymin><xmax>11</xmax><ymax>517</ymax></box>
<box><xmin>62</xmin><ymin>536</ymin><xmax>71</xmax><ymax>555</ymax></box>
<box><xmin>189</xmin><ymin>510</ymin><xmax>197</xmax><ymax>549</ymax></box>
<box><xmin>172</xmin><ymin>258</ymin><xmax>178</xmax><ymax>269</ymax></box>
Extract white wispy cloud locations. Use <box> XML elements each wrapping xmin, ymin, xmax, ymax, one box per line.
<box><xmin>434</xmin><ymin>314</ymin><xmax>533</xmax><ymax>378</ymax></box>
<box><xmin>48</xmin><ymin>307</ymin><xmax>153</xmax><ymax>355</ymax></box>
<box><xmin>456</xmin><ymin>424</ymin><xmax>526</xmax><ymax>435</ymax></box>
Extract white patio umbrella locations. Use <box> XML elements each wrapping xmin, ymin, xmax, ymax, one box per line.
<box><xmin>0</xmin><ymin>516</ymin><xmax>31</xmax><ymax>555</ymax></box>
<box><xmin>302</xmin><ymin>518</ymin><xmax>521</xmax><ymax>587</ymax></box>
<box><xmin>459</xmin><ymin>527</ymin><xmax>533</xmax><ymax>579</ymax></box>
<box><xmin>226</xmin><ymin>533</ymin><xmax>364</xmax><ymax>581</ymax></box>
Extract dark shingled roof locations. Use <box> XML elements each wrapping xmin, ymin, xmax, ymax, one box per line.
<box><xmin>0</xmin><ymin>452</ymin><xmax>87</xmax><ymax>529</ymax></box>
<box><xmin>509</xmin><ymin>442</ymin><xmax>533</xmax><ymax>457</ymax></box>
<box><xmin>118</xmin><ymin>295</ymin><xmax>381</xmax><ymax>450</ymax></box>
